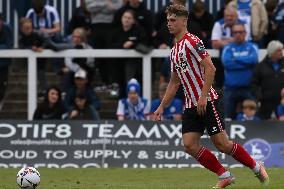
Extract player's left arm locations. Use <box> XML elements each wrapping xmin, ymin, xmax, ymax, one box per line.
<box><xmin>198</xmin><ymin>56</ymin><xmax>216</xmax><ymax>115</ymax></box>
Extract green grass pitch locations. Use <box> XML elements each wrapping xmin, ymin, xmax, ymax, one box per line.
<box><xmin>1</xmin><ymin>168</ymin><xmax>283</xmax><ymax>189</ymax></box>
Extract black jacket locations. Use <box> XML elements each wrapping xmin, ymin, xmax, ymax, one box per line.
<box><xmin>251</xmin><ymin>56</ymin><xmax>284</xmax><ymax>102</ymax></box>
<box><xmin>189</xmin><ymin>11</ymin><xmax>214</xmax><ymax>39</ymax></box>
<box><xmin>113</xmin><ymin>2</ymin><xmax>153</xmax><ymax>43</ymax></box>
<box><xmin>109</xmin><ymin>25</ymin><xmax>147</xmax><ymax>48</ymax></box>
<box><xmin>33</xmin><ymin>102</ymin><xmax>67</xmax><ymax>120</ymax></box>
<box><xmin>19</xmin><ymin>32</ymin><xmax>44</xmax><ymax>49</ymax></box>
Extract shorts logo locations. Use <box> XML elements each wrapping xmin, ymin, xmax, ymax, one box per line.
<box><xmin>212</xmin><ymin>126</ymin><xmax>217</xmax><ymax>133</ymax></box>
<box><xmin>243</xmin><ymin>138</ymin><xmax>271</xmax><ymax>161</ymax></box>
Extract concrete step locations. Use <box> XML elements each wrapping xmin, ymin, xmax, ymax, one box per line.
<box><xmin>4</xmin><ymin>92</ymin><xmax>27</xmax><ymax>101</ymax></box>
<box><xmin>0</xmin><ymin>112</ymin><xmax>27</xmax><ymax>119</ymax></box>
<box><xmin>99</xmin><ymin>110</ymin><xmax>116</xmax><ymax>119</ymax></box>
<box><xmin>2</xmin><ymin>100</ymin><xmax>27</xmax><ymax>111</ymax></box>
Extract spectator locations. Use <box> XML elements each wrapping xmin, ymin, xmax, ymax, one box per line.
<box><xmin>236</xmin><ymin>99</ymin><xmax>260</xmax><ymax>121</ymax></box>
<box><xmin>215</xmin><ymin>0</ymin><xmax>233</xmax><ymax>21</ymax></box>
<box><xmin>116</xmin><ymin>78</ymin><xmax>149</xmax><ymax>120</ymax></box>
<box><xmin>113</xmin><ymin>0</ymin><xmax>153</xmax><ymax>44</ymax></box>
<box><xmin>0</xmin><ymin>14</ymin><xmax>13</xmax><ymax>101</ymax></box>
<box><xmin>211</xmin><ymin>6</ymin><xmax>249</xmax><ymax>96</ymax></box>
<box><xmin>211</xmin><ymin>6</ymin><xmax>247</xmax><ymax>90</ymax></box>
<box><xmin>26</xmin><ymin>0</ymin><xmax>61</xmax><ymax>41</ymax></box>
<box><xmin>189</xmin><ymin>0</ymin><xmax>214</xmax><ymax>47</ymax></box>
<box><xmin>85</xmin><ymin>0</ymin><xmax>123</xmax><ymax>88</ymax></box>
<box><xmin>276</xmin><ymin>88</ymin><xmax>284</xmax><ymax>121</ymax></box>
<box><xmin>65</xmin><ymin>69</ymin><xmax>101</xmax><ymax>115</ymax></box>
<box><xmin>68</xmin><ymin>92</ymin><xmax>99</xmax><ymax>120</ymax></box>
<box><xmin>18</xmin><ymin>16</ymin><xmax>69</xmax><ymax>55</ymax></box>
<box><xmin>228</xmin><ymin>0</ymin><xmax>268</xmax><ymax>45</ymax></box>
<box><xmin>109</xmin><ymin>9</ymin><xmax>147</xmax><ymax>97</ymax></box>
<box><xmin>212</xmin><ymin>6</ymin><xmax>249</xmax><ymax>49</ymax></box>
<box><xmin>222</xmin><ymin>23</ymin><xmax>258</xmax><ymax>119</ymax></box>
<box><xmin>33</xmin><ymin>86</ymin><xmax>68</xmax><ymax>120</ymax></box>
<box><xmin>251</xmin><ymin>40</ymin><xmax>284</xmax><ymax>119</ymax></box>
<box><xmin>61</xmin><ymin>27</ymin><xmax>95</xmax><ymax>92</ymax></box>
<box><xmin>271</xmin><ymin>1</ymin><xmax>284</xmax><ymax>44</ymax></box>
<box><xmin>67</xmin><ymin>0</ymin><xmax>91</xmax><ymax>35</ymax></box>
<box><xmin>19</xmin><ymin>18</ymin><xmax>45</xmax><ymax>51</ymax></box>
<box><xmin>150</xmin><ymin>83</ymin><xmax>182</xmax><ymax>121</ymax></box>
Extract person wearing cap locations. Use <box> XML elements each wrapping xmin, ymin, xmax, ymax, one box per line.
<box><xmin>68</xmin><ymin>92</ymin><xmax>99</xmax><ymax>120</ymax></box>
<box><xmin>150</xmin><ymin>83</ymin><xmax>182</xmax><ymax>121</ymax></box>
<box><xmin>65</xmin><ymin>69</ymin><xmax>101</xmax><ymax>118</ymax></box>
<box><xmin>236</xmin><ymin>99</ymin><xmax>260</xmax><ymax>121</ymax></box>
<box><xmin>252</xmin><ymin>40</ymin><xmax>284</xmax><ymax>119</ymax></box>
<box><xmin>116</xmin><ymin>78</ymin><xmax>149</xmax><ymax>120</ymax></box>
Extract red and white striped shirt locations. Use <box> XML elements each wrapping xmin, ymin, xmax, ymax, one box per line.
<box><xmin>170</xmin><ymin>33</ymin><xmax>218</xmax><ymax>108</ymax></box>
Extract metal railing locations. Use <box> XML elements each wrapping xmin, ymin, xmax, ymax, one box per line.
<box><xmin>0</xmin><ymin>49</ymin><xmax>269</xmax><ymax>120</ymax></box>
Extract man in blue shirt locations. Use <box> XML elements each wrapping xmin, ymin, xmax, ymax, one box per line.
<box><xmin>150</xmin><ymin>83</ymin><xmax>182</xmax><ymax>120</ymax></box>
<box><xmin>222</xmin><ymin>23</ymin><xmax>258</xmax><ymax>119</ymax></box>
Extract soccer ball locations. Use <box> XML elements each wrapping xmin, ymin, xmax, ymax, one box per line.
<box><xmin>16</xmin><ymin>167</ymin><xmax>40</xmax><ymax>189</ymax></box>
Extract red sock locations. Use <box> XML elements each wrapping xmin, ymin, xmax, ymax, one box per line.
<box><xmin>195</xmin><ymin>146</ymin><xmax>227</xmax><ymax>176</ymax></box>
<box><xmin>230</xmin><ymin>142</ymin><xmax>256</xmax><ymax>169</ymax></box>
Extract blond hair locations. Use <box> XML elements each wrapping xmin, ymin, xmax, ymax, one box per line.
<box><xmin>72</xmin><ymin>27</ymin><xmax>87</xmax><ymax>43</ymax></box>
<box><xmin>166</xmin><ymin>4</ymin><xmax>189</xmax><ymax>18</ymax></box>
<box><xmin>242</xmin><ymin>99</ymin><xmax>257</xmax><ymax>110</ymax></box>
<box><xmin>20</xmin><ymin>17</ymin><xmax>32</xmax><ymax>26</ymax></box>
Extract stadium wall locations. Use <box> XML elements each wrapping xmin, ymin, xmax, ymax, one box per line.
<box><xmin>0</xmin><ymin>120</ymin><xmax>282</xmax><ymax>168</ymax></box>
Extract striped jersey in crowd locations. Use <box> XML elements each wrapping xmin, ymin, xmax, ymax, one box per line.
<box><xmin>26</xmin><ymin>5</ymin><xmax>60</xmax><ymax>30</ymax></box>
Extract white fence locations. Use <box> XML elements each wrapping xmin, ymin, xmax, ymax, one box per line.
<box><xmin>0</xmin><ymin>49</ymin><xmax>268</xmax><ymax>120</ymax></box>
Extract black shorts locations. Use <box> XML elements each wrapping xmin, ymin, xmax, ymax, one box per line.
<box><xmin>182</xmin><ymin>99</ymin><xmax>225</xmax><ymax>136</ymax></box>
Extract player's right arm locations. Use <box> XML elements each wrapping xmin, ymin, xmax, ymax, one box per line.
<box><xmin>154</xmin><ymin>72</ymin><xmax>180</xmax><ymax>121</ymax></box>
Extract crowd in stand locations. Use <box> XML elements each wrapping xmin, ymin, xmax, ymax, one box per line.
<box><xmin>0</xmin><ymin>0</ymin><xmax>284</xmax><ymax>121</ymax></box>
